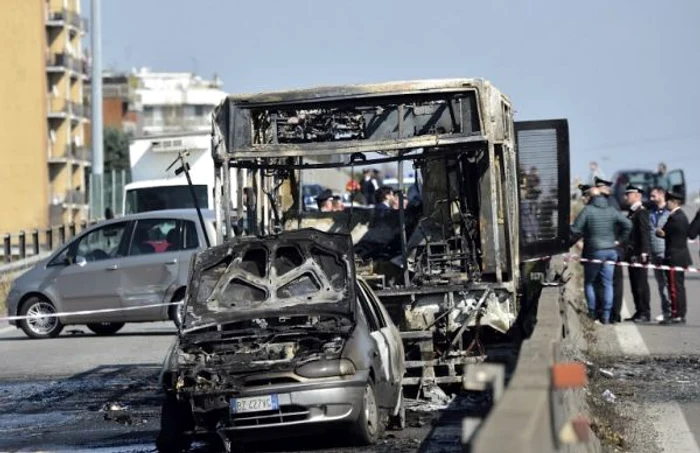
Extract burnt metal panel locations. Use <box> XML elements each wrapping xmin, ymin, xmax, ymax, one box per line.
<box><xmin>219</xmin><ymin>91</ymin><xmax>483</xmax><ymax>158</ymax></box>
<box><xmin>515</xmin><ymin>119</ymin><xmax>570</xmax><ymax>260</ymax></box>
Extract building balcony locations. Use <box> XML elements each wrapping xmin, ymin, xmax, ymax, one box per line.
<box><xmin>47</xmin><ymin>97</ymin><xmax>69</xmax><ymax>118</ymax></box>
<box><xmin>47</xmin><ymin>144</ymin><xmax>91</xmax><ymax>164</ymax></box>
<box><xmin>71</xmin><ymin>144</ymin><xmax>91</xmax><ymax>163</ymax></box>
<box><xmin>46</xmin><ymin>9</ymin><xmax>86</xmax><ymax>33</ymax></box>
<box><xmin>46</xmin><ymin>53</ymin><xmax>88</xmax><ymax>78</ymax></box>
<box><xmin>70</xmin><ymin>101</ymin><xmax>90</xmax><ymax>119</ymax></box>
<box><xmin>142</xmin><ymin>116</ymin><xmax>211</xmax><ymax>134</ymax></box>
<box><xmin>45</xmin><ymin>9</ymin><xmax>68</xmax><ymax>27</ymax></box>
<box><xmin>51</xmin><ymin>190</ymin><xmax>87</xmax><ymax>207</ymax></box>
<box><xmin>47</xmin><ymin>98</ymin><xmax>90</xmax><ymax>121</ymax></box>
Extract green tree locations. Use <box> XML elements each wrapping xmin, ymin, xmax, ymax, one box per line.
<box><xmin>103</xmin><ymin>127</ymin><xmax>131</xmax><ymax>171</ymax></box>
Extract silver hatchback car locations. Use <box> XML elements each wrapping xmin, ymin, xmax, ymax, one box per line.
<box><xmin>5</xmin><ymin>209</ymin><xmax>217</xmax><ymax>339</ymax></box>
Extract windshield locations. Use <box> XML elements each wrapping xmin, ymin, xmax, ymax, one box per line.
<box><xmin>623</xmin><ymin>172</ymin><xmax>655</xmax><ymax>185</ymax></box>
<box><xmin>125</xmin><ymin>185</ymin><xmax>208</xmax><ymax>214</ymax></box>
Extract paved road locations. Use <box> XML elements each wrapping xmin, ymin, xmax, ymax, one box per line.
<box><xmin>0</xmin><ymin>322</ymin><xmax>459</xmax><ymax>453</ymax></box>
<box><xmin>592</xmin><ymin>236</ymin><xmax>700</xmax><ymax>452</ymax></box>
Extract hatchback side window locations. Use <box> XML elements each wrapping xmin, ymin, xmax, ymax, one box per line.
<box><xmin>356</xmin><ymin>284</ymin><xmax>380</xmax><ymax>332</ymax></box>
<box><xmin>183</xmin><ymin>220</ymin><xmax>200</xmax><ymax>250</ymax></box>
<box><xmin>48</xmin><ymin>245</ymin><xmax>71</xmax><ymax>267</ymax></box>
<box><xmin>75</xmin><ymin>222</ymin><xmax>128</xmax><ymax>263</ymax></box>
<box><xmin>358</xmin><ymin>282</ymin><xmax>387</xmax><ymax>329</ymax></box>
<box><xmin>128</xmin><ymin>219</ymin><xmax>180</xmax><ymax>256</ymax></box>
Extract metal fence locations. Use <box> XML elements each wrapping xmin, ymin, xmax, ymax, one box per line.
<box><xmin>88</xmin><ymin>169</ymin><xmax>131</xmax><ymax>220</ymax></box>
<box><xmin>0</xmin><ymin>221</ymin><xmax>95</xmax><ymax>267</ymax></box>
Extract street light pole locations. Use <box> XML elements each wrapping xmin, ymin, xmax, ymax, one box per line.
<box><xmin>90</xmin><ymin>0</ymin><xmax>104</xmax><ymax>219</ymax></box>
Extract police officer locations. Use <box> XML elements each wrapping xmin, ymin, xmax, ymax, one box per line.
<box><xmin>655</xmin><ymin>191</ymin><xmax>692</xmax><ymax>324</ymax></box>
<box><xmin>594</xmin><ymin>177</ymin><xmax>625</xmax><ymax>323</ymax></box>
<box><xmin>623</xmin><ymin>184</ymin><xmax>651</xmax><ymax>323</ymax></box>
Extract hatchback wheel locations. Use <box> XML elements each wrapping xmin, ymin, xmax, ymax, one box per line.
<box><xmin>351</xmin><ymin>380</ymin><xmax>384</xmax><ymax>445</ymax></box>
<box><xmin>87</xmin><ymin>322</ymin><xmax>125</xmax><ymax>336</ymax></box>
<box><xmin>18</xmin><ymin>297</ymin><xmax>63</xmax><ymax>339</ymax></box>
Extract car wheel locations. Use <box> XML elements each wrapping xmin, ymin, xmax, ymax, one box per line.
<box><xmin>169</xmin><ymin>298</ymin><xmax>185</xmax><ymax>329</ymax></box>
<box><xmin>87</xmin><ymin>322</ymin><xmax>125</xmax><ymax>336</ymax></box>
<box><xmin>388</xmin><ymin>387</ymin><xmax>406</xmax><ymax>430</ymax></box>
<box><xmin>18</xmin><ymin>297</ymin><xmax>63</xmax><ymax>339</ymax></box>
<box><xmin>351</xmin><ymin>380</ymin><xmax>384</xmax><ymax>445</ymax></box>
<box><xmin>156</xmin><ymin>393</ymin><xmax>194</xmax><ymax>453</ymax></box>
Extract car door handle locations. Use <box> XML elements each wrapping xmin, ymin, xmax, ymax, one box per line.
<box><xmin>165</xmin><ymin>259</ymin><xmax>178</xmax><ymax>265</ymax></box>
<box><xmin>106</xmin><ymin>264</ymin><xmax>119</xmax><ymax>271</ymax></box>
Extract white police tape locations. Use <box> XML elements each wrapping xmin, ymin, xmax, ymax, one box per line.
<box><xmin>0</xmin><ymin>301</ymin><xmax>184</xmax><ymax>323</ymax></box>
<box><xmin>524</xmin><ymin>253</ymin><xmax>700</xmax><ymax>274</ymax></box>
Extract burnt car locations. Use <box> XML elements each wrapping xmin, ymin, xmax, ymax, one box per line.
<box><xmin>157</xmin><ymin>229</ymin><xmax>406</xmax><ymax>452</ymax></box>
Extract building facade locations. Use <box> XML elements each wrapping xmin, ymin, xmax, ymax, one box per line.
<box><xmin>0</xmin><ymin>0</ymin><xmax>90</xmax><ymax>236</ymax></box>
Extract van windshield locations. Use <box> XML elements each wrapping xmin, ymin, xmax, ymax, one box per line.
<box><xmin>125</xmin><ymin>185</ymin><xmax>208</xmax><ymax>214</ymax></box>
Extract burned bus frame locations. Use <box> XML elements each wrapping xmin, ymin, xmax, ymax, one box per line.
<box><xmin>209</xmin><ymin>79</ymin><xmax>570</xmax><ymax>389</ymax></box>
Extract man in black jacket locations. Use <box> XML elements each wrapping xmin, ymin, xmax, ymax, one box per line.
<box><xmin>623</xmin><ymin>184</ymin><xmax>652</xmax><ymax>322</ymax></box>
<box><xmin>655</xmin><ymin>191</ymin><xmax>693</xmax><ymax>324</ymax></box>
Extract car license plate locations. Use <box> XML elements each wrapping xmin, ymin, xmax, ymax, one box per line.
<box><xmin>231</xmin><ymin>394</ymin><xmax>279</xmax><ymax>414</ymax></box>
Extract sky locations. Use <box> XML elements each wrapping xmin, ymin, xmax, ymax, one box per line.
<box><xmin>82</xmin><ymin>0</ymin><xmax>700</xmax><ymax>189</ymax></box>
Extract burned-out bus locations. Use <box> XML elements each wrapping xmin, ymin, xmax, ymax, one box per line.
<box><xmin>206</xmin><ymin>78</ymin><xmax>570</xmax><ymax>391</ymax></box>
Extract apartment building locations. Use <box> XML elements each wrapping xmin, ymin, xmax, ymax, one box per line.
<box><xmin>0</xmin><ymin>0</ymin><xmax>90</xmax><ymax>236</ymax></box>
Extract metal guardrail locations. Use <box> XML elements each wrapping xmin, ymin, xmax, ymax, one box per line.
<box><xmin>0</xmin><ymin>221</ymin><xmax>96</xmax><ymax>271</ymax></box>
<box><xmin>465</xmin><ymin>286</ymin><xmax>595</xmax><ymax>452</ymax></box>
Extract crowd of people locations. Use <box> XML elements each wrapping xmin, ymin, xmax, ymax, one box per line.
<box><xmin>571</xmin><ymin>177</ymin><xmax>700</xmax><ymax>325</ymax></box>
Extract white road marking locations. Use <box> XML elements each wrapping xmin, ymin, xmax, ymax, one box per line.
<box><xmin>649</xmin><ymin>403</ymin><xmax>700</xmax><ymax>453</ymax></box>
<box><xmin>613</xmin><ymin>297</ymin><xmax>700</xmax><ymax>453</ymax></box>
<box><xmin>614</xmin><ymin>298</ymin><xmax>650</xmax><ymax>355</ymax></box>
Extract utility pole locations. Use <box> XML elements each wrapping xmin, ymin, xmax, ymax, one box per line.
<box><xmin>90</xmin><ymin>0</ymin><xmax>104</xmax><ymax>219</ymax></box>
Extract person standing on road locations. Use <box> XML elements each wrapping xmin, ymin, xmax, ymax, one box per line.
<box><xmin>655</xmin><ymin>163</ymin><xmax>670</xmax><ymax>192</ymax></box>
<box><xmin>623</xmin><ymin>184</ymin><xmax>652</xmax><ymax>323</ymax></box>
<box><xmin>649</xmin><ymin>187</ymin><xmax>672</xmax><ymax>321</ymax></box>
<box><xmin>571</xmin><ymin>186</ymin><xmax>632</xmax><ymax>324</ymax></box>
<box><xmin>655</xmin><ymin>191</ymin><xmax>692</xmax><ymax>325</ymax></box>
<box><xmin>595</xmin><ymin>177</ymin><xmax>625</xmax><ymax>323</ymax></box>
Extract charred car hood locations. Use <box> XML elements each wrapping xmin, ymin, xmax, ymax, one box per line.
<box><xmin>183</xmin><ymin>229</ymin><xmax>356</xmax><ymax>330</ymax></box>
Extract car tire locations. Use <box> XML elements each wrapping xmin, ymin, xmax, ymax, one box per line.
<box><xmin>169</xmin><ymin>296</ymin><xmax>185</xmax><ymax>329</ymax></box>
<box><xmin>388</xmin><ymin>387</ymin><xmax>406</xmax><ymax>430</ymax></box>
<box><xmin>18</xmin><ymin>297</ymin><xmax>63</xmax><ymax>339</ymax></box>
<box><xmin>87</xmin><ymin>322</ymin><xmax>125</xmax><ymax>336</ymax></box>
<box><xmin>156</xmin><ymin>393</ymin><xmax>194</xmax><ymax>453</ymax></box>
<box><xmin>351</xmin><ymin>380</ymin><xmax>384</xmax><ymax>445</ymax></box>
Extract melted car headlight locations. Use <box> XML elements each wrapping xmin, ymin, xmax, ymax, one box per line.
<box><xmin>295</xmin><ymin>359</ymin><xmax>356</xmax><ymax>378</ymax></box>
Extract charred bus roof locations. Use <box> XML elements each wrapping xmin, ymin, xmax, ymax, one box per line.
<box><xmin>211</xmin><ymin>78</ymin><xmax>513</xmax><ymax>160</ymax></box>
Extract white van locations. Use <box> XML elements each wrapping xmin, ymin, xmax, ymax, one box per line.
<box><xmin>123</xmin><ymin>179</ymin><xmax>213</xmax><ymax>215</ymax></box>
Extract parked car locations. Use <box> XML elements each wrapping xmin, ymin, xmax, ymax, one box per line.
<box><xmin>610</xmin><ymin>168</ymin><xmax>686</xmax><ymax>210</ymax></box>
<box><xmin>156</xmin><ymin>229</ymin><xmax>406</xmax><ymax>452</ymax></box>
<box><xmin>5</xmin><ymin>209</ymin><xmax>217</xmax><ymax>339</ymax></box>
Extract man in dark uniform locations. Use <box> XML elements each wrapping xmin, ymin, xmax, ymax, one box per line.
<box><xmin>655</xmin><ymin>191</ymin><xmax>692</xmax><ymax>324</ymax></box>
<box><xmin>623</xmin><ymin>184</ymin><xmax>652</xmax><ymax>322</ymax></box>
<box><xmin>594</xmin><ymin>177</ymin><xmax>625</xmax><ymax>323</ymax></box>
